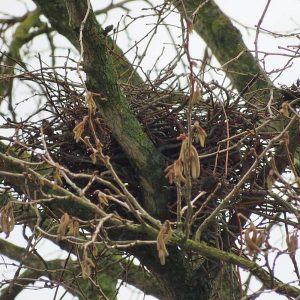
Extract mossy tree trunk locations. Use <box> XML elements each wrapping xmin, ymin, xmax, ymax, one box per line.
<box><xmin>1</xmin><ymin>1</ymin><xmax>300</xmax><ymax>299</ymax></box>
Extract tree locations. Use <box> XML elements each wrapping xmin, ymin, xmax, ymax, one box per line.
<box><xmin>0</xmin><ymin>0</ymin><xmax>300</xmax><ymax>299</ymax></box>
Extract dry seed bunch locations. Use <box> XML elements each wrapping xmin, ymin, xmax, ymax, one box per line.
<box><xmin>156</xmin><ymin>220</ymin><xmax>172</xmax><ymax>265</ymax></box>
<box><xmin>73</xmin><ymin>115</ymin><xmax>88</xmax><ymax>143</ymax></box>
<box><xmin>192</xmin><ymin>121</ymin><xmax>207</xmax><ymax>147</ymax></box>
<box><xmin>0</xmin><ymin>202</ymin><xmax>15</xmax><ymax>238</ymax></box>
<box><xmin>81</xmin><ymin>249</ymin><xmax>95</xmax><ymax>279</ymax></box>
<box><xmin>164</xmin><ymin>134</ymin><xmax>200</xmax><ymax>184</ymax></box>
<box><xmin>280</xmin><ymin>101</ymin><xmax>289</xmax><ymax>117</ymax></box>
<box><xmin>85</xmin><ymin>91</ymin><xmax>97</xmax><ymax>115</ymax></box>
<box><xmin>286</xmin><ymin>231</ymin><xmax>298</xmax><ymax>259</ymax></box>
<box><xmin>57</xmin><ymin>212</ymin><xmax>79</xmax><ymax>240</ymax></box>
<box><xmin>244</xmin><ymin>221</ymin><xmax>266</xmax><ymax>256</ymax></box>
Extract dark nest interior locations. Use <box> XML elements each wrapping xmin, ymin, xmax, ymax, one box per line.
<box><xmin>3</xmin><ymin>64</ymin><xmax>293</xmax><ymax>244</ymax></box>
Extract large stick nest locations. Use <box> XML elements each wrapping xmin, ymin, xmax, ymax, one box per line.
<box><xmin>3</xmin><ymin>64</ymin><xmax>291</xmax><ymax>233</ymax></box>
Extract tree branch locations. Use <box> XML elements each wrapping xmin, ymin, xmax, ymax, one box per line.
<box><xmin>0</xmin><ymin>237</ymin><xmax>162</xmax><ymax>299</ymax></box>
<box><xmin>32</xmin><ymin>0</ymin><xmax>170</xmax><ymax>219</ymax></box>
<box><xmin>177</xmin><ymin>0</ymin><xmax>266</xmax><ymax>94</ymax></box>
<box><xmin>125</xmin><ymin>224</ymin><xmax>300</xmax><ymax>299</ymax></box>
<box><xmin>0</xmin><ymin>9</ymin><xmax>46</xmax><ymax>111</ymax></box>
<box><xmin>32</xmin><ymin>0</ymin><xmax>142</xmax><ymax>84</ymax></box>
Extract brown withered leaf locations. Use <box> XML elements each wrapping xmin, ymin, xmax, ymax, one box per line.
<box><xmin>179</xmin><ymin>138</ymin><xmax>189</xmax><ymax>162</ymax></box>
<box><xmin>174</xmin><ymin>159</ymin><xmax>186</xmax><ymax>183</ymax></box>
<box><xmin>81</xmin><ymin>254</ymin><xmax>95</xmax><ymax>279</ymax></box>
<box><xmin>190</xmin><ymin>145</ymin><xmax>200</xmax><ymax>179</ymax></box>
<box><xmin>164</xmin><ymin>164</ymin><xmax>175</xmax><ymax>184</ymax></box>
<box><xmin>0</xmin><ymin>202</ymin><xmax>15</xmax><ymax>238</ymax></box>
<box><xmin>244</xmin><ymin>222</ymin><xmax>266</xmax><ymax>256</ymax></box>
<box><xmin>98</xmin><ymin>193</ymin><xmax>109</xmax><ymax>206</ymax></box>
<box><xmin>280</xmin><ymin>101</ymin><xmax>289</xmax><ymax>117</ymax></box>
<box><xmin>156</xmin><ymin>220</ymin><xmax>172</xmax><ymax>265</ymax></box>
<box><xmin>57</xmin><ymin>212</ymin><xmax>71</xmax><ymax>239</ymax></box>
<box><xmin>69</xmin><ymin>220</ymin><xmax>80</xmax><ymax>237</ymax></box>
<box><xmin>73</xmin><ymin>116</ymin><xmax>88</xmax><ymax>143</ymax></box>
<box><xmin>286</xmin><ymin>231</ymin><xmax>298</xmax><ymax>259</ymax></box>
<box><xmin>164</xmin><ymin>134</ymin><xmax>200</xmax><ymax>185</ymax></box>
<box><xmin>164</xmin><ymin>160</ymin><xmax>186</xmax><ymax>185</ymax></box>
<box><xmin>57</xmin><ymin>213</ymin><xmax>80</xmax><ymax>239</ymax></box>
<box><xmin>86</xmin><ymin>91</ymin><xmax>97</xmax><ymax>115</ymax></box>
<box><xmin>192</xmin><ymin>121</ymin><xmax>207</xmax><ymax>147</ymax></box>
<box><xmin>90</xmin><ymin>152</ymin><xmax>97</xmax><ymax>164</ymax></box>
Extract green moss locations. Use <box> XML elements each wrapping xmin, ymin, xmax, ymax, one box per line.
<box><xmin>98</xmin><ymin>273</ymin><xmax>117</xmax><ymax>299</ymax></box>
<box><xmin>181</xmin><ymin>0</ymin><xmax>267</xmax><ymax>97</ymax></box>
<box><xmin>10</xmin><ymin>10</ymin><xmax>41</xmax><ymax>59</ymax></box>
<box><xmin>64</xmin><ymin>0</ymin><xmax>169</xmax><ymax>218</ymax></box>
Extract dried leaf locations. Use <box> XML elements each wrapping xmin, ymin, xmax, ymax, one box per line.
<box><xmin>244</xmin><ymin>222</ymin><xmax>266</xmax><ymax>256</ymax></box>
<box><xmin>81</xmin><ymin>254</ymin><xmax>95</xmax><ymax>279</ymax></box>
<box><xmin>190</xmin><ymin>145</ymin><xmax>200</xmax><ymax>179</ymax></box>
<box><xmin>174</xmin><ymin>159</ymin><xmax>186</xmax><ymax>183</ymax></box>
<box><xmin>69</xmin><ymin>220</ymin><xmax>80</xmax><ymax>237</ymax></box>
<box><xmin>164</xmin><ymin>164</ymin><xmax>175</xmax><ymax>184</ymax></box>
<box><xmin>280</xmin><ymin>101</ymin><xmax>289</xmax><ymax>117</ymax></box>
<box><xmin>0</xmin><ymin>202</ymin><xmax>15</xmax><ymax>238</ymax></box>
<box><xmin>98</xmin><ymin>193</ymin><xmax>109</xmax><ymax>206</ymax></box>
<box><xmin>156</xmin><ymin>220</ymin><xmax>172</xmax><ymax>265</ymax></box>
<box><xmin>73</xmin><ymin>116</ymin><xmax>88</xmax><ymax>143</ymax></box>
<box><xmin>165</xmin><ymin>134</ymin><xmax>200</xmax><ymax>184</ymax></box>
<box><xmin>90</xmin><ymin>152</ymin><xmax>97</xmax><ymax>164</ymax></box>
<box><xmin>86</xmin><ymin>91</ymin><xmax>97</xmax><ymax>115</ymax></box>
<box><xmin>286</xmin><ymin>231</ymin><xmax>298</xmax><ymax>258</ymax></box>
<box><xmin>92</xmin><ymin>244</ymin><xmax>99</xmax><ymax>257</ymax></box>
<box><xmin>57</xmin><ymin>212</ymin><xmax>71</xmax><ymax>239</ymax></box>
<box><xmin>193</xmin><ymin>121</ymin><xmax>207</xmax><ymax>147</ymax></box>
<box><xmin>179</xmin><ymin>138</ymin><xmax>189</xmax><ymax>162</ymax></box>
<box><xmin>256</xmin><ymin>230</ymin><xmax>266</xmax><ymax>249</ymax></box>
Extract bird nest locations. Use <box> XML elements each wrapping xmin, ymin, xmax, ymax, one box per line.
<box><xmin>3</xmin><ymin>65</ymin><xmax>287</xmax><ymax>232</ymax></box>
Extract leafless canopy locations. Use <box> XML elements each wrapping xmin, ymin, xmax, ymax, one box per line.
<box><xmin>0</xmin><ymin>1</ymin><xmax>300</xmax><ymax>299</ymax></box>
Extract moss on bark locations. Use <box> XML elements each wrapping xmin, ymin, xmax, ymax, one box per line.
<box><xmin>179</xmin><ymin>0</ymin><xmax>268</xmax><ymax>96</ymax></box>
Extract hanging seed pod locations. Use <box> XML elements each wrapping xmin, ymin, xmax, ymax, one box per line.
<box><xmin>85</xmin><ymin>91</ymin><xmax>97</xmax><ymax>115</ymax></box>
<box><xmin>57</xmin><ymin>213</ymin><xmax>79</xmax><ymax>240</ymax></box>
<box><xmin>190</xmin><ymin>145</ymin><xmax>200</xmax><ymax>179</ymax></box>
<box><xmin>174</xmin><ymin>159</ymin><xmax>186</xmax><ymax>183</ymax></box>
<box><xmin>192</xmin><ymin>121</ymin><xmax>207</xmax><ymax>147</ymax></box>
<box><xmin>244</xmin><ymin>222</ymin><xmax>266</xmax><ymax>256</ymax></box>
<box><xmin>179</xmin><ymin>138</ymin><xmax>189</xmax><ymax>162</ymax></box>
<box><xmin>164</xmin><ymin>164</ymin><xmax>175</xmax><ymax>184</ymax></box>
<box><xmin>57</xmin><ymin>212</ymin><xmax>71</xmax><ymax>239</ymax></box>
<box><xmin>73</xmin><ymin>116</ymin><xmax>88</xmax><ymax>143</ymax></box>
<box><xmin>81</xmin><ymin>252</ymin><xmax>95</xmax><ymax>279</ymax></box>
<box><xmin>0</xmin><ymin>202</ymin><xmax>15</xmax><ymax>238</ymax></box>
<box><xmin>156</xmin><ymin>220</ymin><xmax>172</xmax><ymax>265</ymax></box>
<box><xmin>280</xmin><ymin>101</ymin><xmax>289</xmax><ymax>117</ymax></box>
<box><xmin>286</xmin><ymin>231</ymin><xmax>298</xmax><ymax>259</ymax></box>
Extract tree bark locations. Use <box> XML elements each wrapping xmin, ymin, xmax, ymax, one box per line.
<box><xmin>33</xmin><ymin>0</ymin><xmax>171</xmax><ymax>219</ymax></box>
